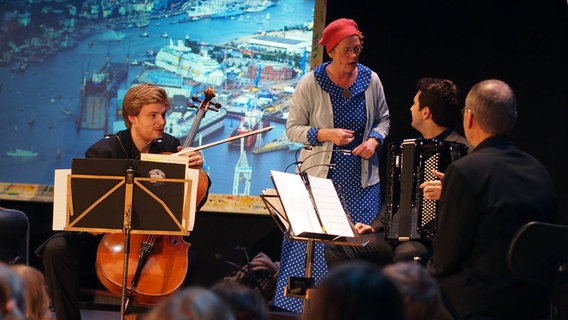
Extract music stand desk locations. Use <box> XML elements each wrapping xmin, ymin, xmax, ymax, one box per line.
<box><xmin>261</xmin><ymin>194</ymin><xmax>366</xmax><ymax>306</ymax></box>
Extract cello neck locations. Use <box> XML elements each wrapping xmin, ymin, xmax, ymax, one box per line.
<box><xmin>182</xmin><ymin>108</ymin><xmax>206</xmax><ymax>149</ymax></box>
<box><xmin>181</xmin><ymin>87</ymin><xmax>217</xmax><ymax>150</ymax></box>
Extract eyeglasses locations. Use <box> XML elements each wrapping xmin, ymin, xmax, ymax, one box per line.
<box><xmin>340</xmin><ymin>46</ymin><xmax>363</xmax><ymax>56</ymax></box>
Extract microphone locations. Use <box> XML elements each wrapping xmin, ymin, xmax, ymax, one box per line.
<box><xmin>303</xmin><ymin>148</ymin><xmax>352</xmax><ymax>162</ymax></box>
<box><xmin>300</xmin><ymin>163</ymin><xmax>337</xmax><ymax>173</ymax></box>
<box><xmin>126</xmin><ymin>136</ymin><xmax>158</xmax><ymax>175</ymax></box>
<box><xmin>296</xmin><ymin>148</ymin><xmax>351</xmax><ymax>174</ymax></box>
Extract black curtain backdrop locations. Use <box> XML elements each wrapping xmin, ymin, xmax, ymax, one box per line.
<box><xmin>325</xmin><ymin>0</ymin><xmax>568</xmax><ymax>223</ymax></box>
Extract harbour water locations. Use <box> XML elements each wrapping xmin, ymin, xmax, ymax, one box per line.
<box><xmin>0</xmin><ymin>0</ymin><xmax>315</xmax><ymax>196</ymax></box>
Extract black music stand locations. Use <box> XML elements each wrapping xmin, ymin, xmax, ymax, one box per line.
<box><xmin>261</xmin><ymin>171</ymin><xmax>366</xmax><ymax>311</ymax></box>
<box><xmin>64</xmin><ymin>158</ymin><xmax>195</xmax><ymax>320</ymax></box>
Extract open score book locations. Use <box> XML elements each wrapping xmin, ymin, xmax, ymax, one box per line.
<box><xmin>269</xmin><ymin>170</ymin><xmax>355</xmax><ymax>239</ymax></box>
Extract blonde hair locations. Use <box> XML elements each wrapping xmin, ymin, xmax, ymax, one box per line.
<box><xmin>11</xmin><ymin>265</ymin><xmax>50</xmax><ymax>320</ymax></box>
<box><xmin>122</xmin><ymin>83</ymin><xmax>170</xmax><ymax>129</ymax></box>
<box><xmin>0</xmin><ymin>262</ymin><xmax>25</xmax><ymax>320</ymax></box>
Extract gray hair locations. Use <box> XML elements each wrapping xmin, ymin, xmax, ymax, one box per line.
<box><xmin>465</xmin><ymin>79</ymin><xmax>517</xmax><ymax>135</ymax></box>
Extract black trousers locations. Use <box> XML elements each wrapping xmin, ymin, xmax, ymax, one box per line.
<box><xmin>35</xmin><ymin>232</ymin><xmax>101</xmax><ymax>320</ymax></box>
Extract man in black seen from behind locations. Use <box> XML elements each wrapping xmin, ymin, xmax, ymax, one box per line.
<box><xmin>428</xmin><ymin>79</ymin><xmax>558</xmax><ymax>319</ymax></box>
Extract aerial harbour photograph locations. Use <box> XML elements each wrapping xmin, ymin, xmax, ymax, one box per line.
<box><xmin>0</xmin><ymin>0</ymin><xmax>321</xmax><ymax>202</ymax></box>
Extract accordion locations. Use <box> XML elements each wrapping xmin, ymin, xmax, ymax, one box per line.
<box><xmin>384</xmin><ymin>138</ymin><xmax>468</xmax><ymax>242</ymax></box>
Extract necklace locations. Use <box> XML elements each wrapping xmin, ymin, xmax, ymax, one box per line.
<box><xmin>342</xmin><ymin>88</ymin><xmax>351</xmax><ymax>99</ymax></box>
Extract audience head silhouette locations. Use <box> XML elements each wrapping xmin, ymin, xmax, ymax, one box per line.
<box><xmin>303</xmin><ymin>261</ymin><xmax>406</xmax><ymax>320</ymax></box>
<box><xmin>144</xmin><ymin>286</ymin><xmax>236</xmax><ymax>320</ymax></box>
<box><xmin>0</xmin><ymin>262</ymin><xmax>26</xmax><ymax>320</ymax></box>
<box><xmin>11</xmin><ymin>264</ymin><xmax>50</xmax><ymax>320</ymax></box>
<box><xmin>210</xmin><ymin>281</ymin><xmax>270</xmax><ymax>320</ymax></box>
<box><xmin>383</xmin><ymin>262</ymin><xmax>440</xmax><ymax>320</ymax></box>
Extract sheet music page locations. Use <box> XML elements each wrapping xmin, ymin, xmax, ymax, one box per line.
<box><xmin>185</xmin><ymin>168</ymin><xmax>199</xmax><ymax>231</ymax></box>
<box><xmin>141</xmin><ymin>153</ymin><xmax>197</xmax><ymax>231</ymax></box>
<box><xmin>262</xmin><ymin>188</ymin><xmax>290</xmax><ymax>231</ymax></box>
<box><xmin>270</xmin><ymin>170</ymin><xmax>322</xmax><ymax>235</ymax></box>
<box><xmin>308</xmin><ymin>175</ymin><xmax>355</xmax><ymax>237</ymax></box>
<box><xmin>53</xmin><ymin>169</ymin><xmax>71</xmax><ymax>230</ymax></box>
<box><xmin>141</xmin><ymin>152</ymin><xmax>189</xmax><ymax>166</ymax></box>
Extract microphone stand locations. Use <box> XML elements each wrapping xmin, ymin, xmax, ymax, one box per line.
<box><xmin>286</xmin><ymin>152</ymin><xmax>349</xmax><ymax>306</ymax></box>
<box><xmin>298</xmin><ymin>168</ymin><xmax>329</xmax><ymax>234</ymax></box>
<box><xmin>120</xmin><ymin>168</ymin><xmax>135</xmax><ymax>320</ymax></box>
<box><xmin>295</xmin><ymin>148</ymin><xmax>350</xmax><ymax>235</ymax></box>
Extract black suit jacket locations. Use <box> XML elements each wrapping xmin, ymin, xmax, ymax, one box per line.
<box><xmin>427</xmin><ymin>134</ymin><xmax>558</xmax><ymax>319</ymax></box>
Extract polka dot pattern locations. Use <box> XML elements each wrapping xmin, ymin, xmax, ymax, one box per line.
<box><xmin>273</xmin><ymin>63</ymin><xmax>381</xmax><ymax>313</ymax></box>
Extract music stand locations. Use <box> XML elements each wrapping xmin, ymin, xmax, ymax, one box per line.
<box><xmin>261</xmin><ymin>171</ymin><xmax>367</xmax><ymax>311</ymax></box>
<box><xmin>64</xmin><ymin>158</ymin><xmax>195</xmax><ymax>320</ymax></box>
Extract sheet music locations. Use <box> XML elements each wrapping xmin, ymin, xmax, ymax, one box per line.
<box><xmin>141</xmin><ymin>152</ymin><xmax>189</xmax><ymax>166</ymax></box>
<box><xmin>262</xmin><ymin>188</ymin><xmax>290</xmax><ymax>231</ymax></box>
<box><xmin>141</xmin><ymin>153</ymin><xmax>198</xmax><ymax>231</ymax></box>
<box><xmin>307</xmin><ymin>175</ymin><xmax>355</xmax><ymax>237</ymax></box>
<box><xmin>270</xmin><ymin>170</ymin><xmax>354</xmax><ymax>238</ymax></box>
<box><xmin>185</xmin><ymin>168</ymin><xmax>199</xmax><ymax>231</ymax></box>
<box><xmin>270</xmin><ymin>171</ymin><xmax>321</xmax><ymax>235</ymax></box>
<box><xmin>53</xmin><ymin>169</ymin><xmax>71</xmax><ymax>230</ymax></box>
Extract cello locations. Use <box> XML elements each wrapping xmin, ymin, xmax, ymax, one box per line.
<box><xmin>94</xmin><ymin>88</ymin><xmax>218</xmax><ymax>307</ymax></box>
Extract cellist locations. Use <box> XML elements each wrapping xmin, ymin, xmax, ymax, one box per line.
<box><xmin>35</xmin><ymin>83</ymin><xmax>211</xmax><ymax>320</ymax></box>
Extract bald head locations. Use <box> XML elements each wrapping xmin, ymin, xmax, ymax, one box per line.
<box><xmin>465</xmin><ymin>79</ymin><xmax>517</xmax><ymax>136</ymax></box>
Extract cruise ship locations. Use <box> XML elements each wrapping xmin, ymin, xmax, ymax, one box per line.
<box><xmin>154</xmin><ymin>39</ymin><xmax>226</xmax><ymax>86</ymax></box>
<box><xmin>165</xmin><ymin>108</ymin><xmax>227</xmax><ymax>141</ymax></box>
<box><xmin>186</xmin><ymin>5</ymin><xmax>220</xmax><ymax>20</ymax></box>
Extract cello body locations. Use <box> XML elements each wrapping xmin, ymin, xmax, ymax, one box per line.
<box><xmin>95</xmin><ymin>234</ymin><xmax>190</xmax><ymax>305</ymax></box>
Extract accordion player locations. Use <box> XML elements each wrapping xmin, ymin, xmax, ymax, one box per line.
<box><xmin>384</xmin><ymin>138</ymin><xmax>468</xmax><ymax>243</ymax></box>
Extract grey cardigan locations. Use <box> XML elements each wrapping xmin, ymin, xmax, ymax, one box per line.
<box><xmin>286</xmin><ymin>66</ymin><xmax>390</xmax><ymax>188</ymax></box>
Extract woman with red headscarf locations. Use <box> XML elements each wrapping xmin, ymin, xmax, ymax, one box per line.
<box><xmin>273</xmin><ymin>18</ymin><xmax>391</xmax><ymax>313</ymax></box>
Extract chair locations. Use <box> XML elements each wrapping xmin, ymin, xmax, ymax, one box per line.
<box><xmin>0</xmin><ymin>207</ymin><xmax>29</xmax><ymax>264</ymax></box>
<box><xmin>508</xmin><ymin>221</ymin><xmax>568</xmax><ymax>320</ymax></box>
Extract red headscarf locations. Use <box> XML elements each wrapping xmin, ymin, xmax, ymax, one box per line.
<box><xmin>318</xmin><ymin>18</ymin><xmax>361</xmax><ymax>52</ymax></box>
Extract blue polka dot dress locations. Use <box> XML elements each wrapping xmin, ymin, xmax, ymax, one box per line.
<box><xmin>273</xmin><ymin>63</ymin><xmax>381</xmax><ymax>313</ymax></box>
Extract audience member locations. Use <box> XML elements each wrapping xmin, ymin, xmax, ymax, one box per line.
<box><xmin>144</xmin><ymin>286</ymin><xmax>236</xmax><ymax>320</ymax></box>
<box><xmin>427</xmin><ymin>79</ymin><xmax>558</xmax><ymax>318</ymax></box>
<box><xmin>302</xmin><ymin>260</ymin><xmax>405</xmax><ymax>320</ymax></box>
<box><xmin>383</xmin><ymin>261</ymin><xmax>445</xmax><ymax>320</ymax></box>
<box><xmin>11</xmin><ymin>265</ymin><xmax>50</xmax><ymax>320</ymax></box>
<box><xmin>210</xmin><ymin>281</ymin><xmax>270</xmax><ymax>320</ymax></box>
<box><xmin>0</xmin><ymin>262</ymin><xmax>26</xmax><ymax>320</ymax></box>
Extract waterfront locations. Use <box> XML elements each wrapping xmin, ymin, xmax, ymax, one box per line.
<box><xmin>0</xmin><ymin>0</ymin><xmax>315</xmax><ymax>196</ymax></box>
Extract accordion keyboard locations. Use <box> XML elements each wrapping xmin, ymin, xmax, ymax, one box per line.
<box><xmin>421</xmin><ymin>153</ymin><xmax>439</xmax><ymax>227</ymax></box>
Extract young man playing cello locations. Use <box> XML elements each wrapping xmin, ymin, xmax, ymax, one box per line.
<box><xmin>36</xmin><ymin>83</ymin><xmax>211</xmax><ymax>320</ymax></box>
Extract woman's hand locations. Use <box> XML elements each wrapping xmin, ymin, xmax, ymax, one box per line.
<box><xmin>352</xmin><ymin>139</ymin><xmax>379</xmax><ymax>159</ymax></box>
<box><xmin>317</xmin><ymin>128</ymin><xmax>355</xmax><ymax>146</ymax></box>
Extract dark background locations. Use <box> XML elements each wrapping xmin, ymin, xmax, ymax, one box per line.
<box><xmin>326</xmin><ymin>0</ymin><xmax>567</xmax><ymax>222</ymax></box>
